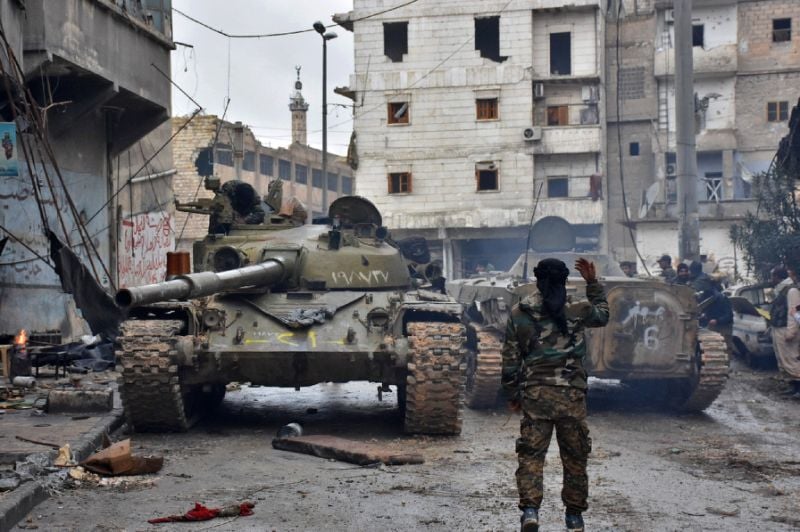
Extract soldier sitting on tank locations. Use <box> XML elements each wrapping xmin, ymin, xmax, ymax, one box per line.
<box><xmin>689</xmin><ymin>260</ymin><xmax>715</xmax><ymax>294</ymax></box>
<box><xmin>209</xmin><ymin>180</ymin><xmax>266</xmax><ymax>234</ymax></box>
<box><xmin>656</xmin><ymin>254</ymin><xmax>676</xmax><ymax>281</ymax></box>
<box><xmin>671</xmin><ymin>263</ymin><xmax>691</xmax><ymax>285</ymax></box>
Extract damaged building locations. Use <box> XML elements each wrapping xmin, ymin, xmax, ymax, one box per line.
<box><xmin>0</xmin><ymin>0</ymin><xmax>174</xmax><ymax>341</ymax></box>
<box><xmin>171</xmin><ymin>72</ymin><xmax>355</xmax><ymax>252</ymax></box>
<box><xmin>335</xmin><ymin>0</ymin><xmax>607</xmax><ymax>278</ymax></box>
<box><xmin>607</xmin><ymin>0</ymin><xmax>800</xmax><ymax>275</ymax></box>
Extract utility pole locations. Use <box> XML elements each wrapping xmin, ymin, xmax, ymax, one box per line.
<box><xmin>674</xmin><ymin>0</ymin><xmax>700</xmax><ymax>262</ymax></box>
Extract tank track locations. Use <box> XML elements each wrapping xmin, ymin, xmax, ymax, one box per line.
<box><xmin>404</xmin><ymin>322</ymin><xmax>467</xmax><ymax>435</ymax></box>
<box><xmin>465</xmin><ymin>329</ymin><xmax>503</xmax><ymax>409</ymax></box>
<box><xmin>678</xmin><ymin>329</ymin><xmax>730</xmax><ymax>412</ymax></box>
<box><xmin>117</xmin><ymin>320</ymin><xmax>193</xmax><ymax>432</ymax></box>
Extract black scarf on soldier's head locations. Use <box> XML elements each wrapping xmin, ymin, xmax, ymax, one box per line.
<box><xmin>533</xmin><ymin>258</ymin><xmax>570</xmax><ymax>335</ymax></box>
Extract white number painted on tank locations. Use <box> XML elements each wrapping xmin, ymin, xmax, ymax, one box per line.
<box><xmin>331</xmin><ymin>270</ymin><xmax>390</xmax><ymax>285</ymax></box>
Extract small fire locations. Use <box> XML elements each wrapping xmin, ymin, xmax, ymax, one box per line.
<box><xmin>14</xmin><ymin>329</ymin><xmax>28</xmax><ymax>347</ymax></box>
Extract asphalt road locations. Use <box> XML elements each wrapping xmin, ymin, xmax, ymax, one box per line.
<box><xmin>15</xmin><ymin>362</ymin><xmax>800</xmax><ymax>531</ymax></box>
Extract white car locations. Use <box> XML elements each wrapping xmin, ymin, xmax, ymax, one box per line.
<box><xmin>727</xmin><ymin>284</ymin><xmax>774</xmax><ymax>367</ymax></box>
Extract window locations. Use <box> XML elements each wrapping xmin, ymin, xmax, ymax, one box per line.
<box><xmin>767</xmin><ymin>101</ymin><xmax>789</xmax><ymax>122</ymax></box>
<box><xmin>692</xmin><ymin>24</ymin><xmax>704</xmax><ymax>47</ymax></box>
<box><xmin>547</xmin><ymin>177</ymin><xmax>568</xmax><ymax>198</ymax></box>
<box><xmin>388</xmin><ymin>172</ymin><xmax>412</xmax><ymax>194</ymax></box>
<box><xmin>312</xmin><ymin>168</ymin><xmax>323</xmax><ymax>188</ymax></box>
<box><xmin>546</xmin><ymin>105</ymin><xmax>569</xmax><ymax>126</ymax></box>
<box><xmin>243</xmin><ymin>151</ymin><xmax>256</xmax><ymax>171</ymax></box>
<box><xmin>383</xmin><ymin>22</ymin><xmax>408</xmax><ymax>62</ymax></box>
<box><xmin>215</xmin><ymin>144</ymin><xmax>233</xmax><ymax>166</ymax></box>
<box><xmin>327</xmin><ymin>172</ymin><xmax>338</xmax><ymax>192</ymax></box>
<box><xmin>550</xmin><ymin>32</ymin><xmax>571</xmax><ymax>75</ymax></box>
<box><xmin>629</xmin><ymin>142</ymin><xmax>640</xmax><ymax>156</ymax></box>
<box><xmin>475</xmin><ymin>163</ymin><xmax>498</xmax><ymax>191</ymax></box>
<box><xmin>475</xmin><ymin>16</ymin><xmax>507</xmax><ymax>63</ymax></box>
<box><xmin>388</xmin><ymin>101</ymin><xmax>409</xmax><ymax>125</ymax></box>
<box><xmin>341</xmin><ymin>176</ymin><xmax>353</xmax><ymax>195</ymax></box>
<box><xmin>476</xmin><ymin>98</ymin><xmax>499</xmax><ymax>120</ymax></box>
<box><xmin>260</xmin><ymin>154</ymin><xmax>273</xmax><ymax>176</ymax></box>
<box><xmin>773</xmin><ymin>18</ymin><xmax>791</xmax><ymax>43</ymax></box>
<box><xmin>279</xmin><ymin>159</ymin><xmax>292</xmax><ymax>180</ymax></box>
<box><xmin>704</xmin><ymin>172</ymin><xmax>722</xmax><ymax>201</ymax></box>
<box><xmin>295</xmin><ymin>164</ymin><xmax>308</xmax><ymax>184</ymax></box>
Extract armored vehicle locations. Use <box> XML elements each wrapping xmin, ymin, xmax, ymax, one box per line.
<box><xmin>447</xmin><ymin>252</ymin><xmax>730</xmax><ymax>412</ymax></box>
<box><xmin>115</xmin><ymin>179</ymin><xmax>466</xmax><ymax>434</ymax></box>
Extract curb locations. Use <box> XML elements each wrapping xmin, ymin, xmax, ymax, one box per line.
<box><xmin>0</xmin><ymin>408</ymin><xmax>125</xmax><ymax>532</ymax></box>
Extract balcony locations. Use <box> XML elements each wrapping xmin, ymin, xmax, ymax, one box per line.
<box><xmin>654</xmin><ymin>43</ymin><xmax>737</xmax><ymax>77</ymax></box>
<box><xmin>530</xmin><ymin>125</ymin><xmax>602</xmax><ymax>154</ymax></box>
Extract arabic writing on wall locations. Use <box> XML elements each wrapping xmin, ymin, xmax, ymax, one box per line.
<box><xmin>118</xmin><ymin>212</ymin><xmax>173</xmax><ymax>287</ymax></box>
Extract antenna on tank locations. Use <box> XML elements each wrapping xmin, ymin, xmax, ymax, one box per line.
<box><xmin>522</xmin><ymin>182</ymin><xmax>544</xmax><ymax>282</ymax></box>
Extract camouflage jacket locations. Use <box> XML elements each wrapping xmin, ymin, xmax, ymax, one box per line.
<box><xmin>501</xmin><ymin>281</ymin><xmax>609</xmax><ymax>395</ymax></box>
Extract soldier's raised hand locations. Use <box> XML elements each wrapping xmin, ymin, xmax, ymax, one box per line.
<box><xmin>575</xmin><ymin>258</ymin><xmax>597</xmax><ymax>283</ymax></box>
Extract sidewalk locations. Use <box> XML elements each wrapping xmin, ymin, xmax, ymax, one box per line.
<box><xmin>0</xmin><ymin>373</ymin><xmax>125</xmax><ymax>532</ymax></box>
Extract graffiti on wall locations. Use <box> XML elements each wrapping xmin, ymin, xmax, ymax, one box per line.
<box><xmin>118</xmin><ymin>212</ymin><xmax>173</xmax><ymax>287</ymax></box>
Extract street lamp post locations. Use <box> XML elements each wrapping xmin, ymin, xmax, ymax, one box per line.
<box><xmin>313</xmin><ymin>21</ymin><xmax>337</xmax><ymax>218</ymax></box>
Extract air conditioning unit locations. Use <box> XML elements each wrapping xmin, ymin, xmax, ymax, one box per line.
<box><xmin>664</xmin><ymin>9</ymin><xmax>674</xmax><ymax>23</ymax></box>
<box><xmin>666</xmin><ymin>163</ymin><xmax>677</xmax><ymax>178</ymax></box>
<box><xmin>523</xmin><ymin>126</ymin><xmax>542</xmax><ymax>142</ymax></box>
<box><xmin>533</xmin><ymin>83</ymin><xmax>545</xmax><ymax>99</ymax></box>
<box><xmin>581</xmin><ymin>86</ymin><xmax>598</xmax><ymax>102</ymax></box>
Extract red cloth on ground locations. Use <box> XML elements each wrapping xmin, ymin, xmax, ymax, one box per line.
<box><xmin>148</xmin><ymin>502</ymin><xmax>254</xmax><ymax>524</ymax></box>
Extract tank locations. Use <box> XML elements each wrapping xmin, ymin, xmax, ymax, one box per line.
<box><xmin>446</xmin><ymin>252</ymin><xmax>730</xmax><ymax>412</ymax></box>
<box><xmin>115</xmin><ymin>179</ymin><xmax>466</xmax><ymax>434</ymax></box>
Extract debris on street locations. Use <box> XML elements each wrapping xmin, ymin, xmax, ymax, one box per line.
<box><xmin>80</xmin><ymin>439</ymin><xmax>163</xmax><ymax>477</ymax></box>
<box><xmin>272</xmin><ymin>435</ymin><xmax>425</xmax><ymax>466</ymax></box>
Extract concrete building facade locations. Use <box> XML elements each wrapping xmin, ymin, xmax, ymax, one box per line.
<box><xmin>607</xmin><ymin>0</ymin><xmax>800</xmax><ymax>278</ymax></box>
<box><xmin>0</xmin><ymin>0</ymin><xmax>174</xmax><ymax>340</ymax></box>
<box><xmin>336</xmin><ymin>0</ymin><xmax>606</xmax><ymax>278</ymax></box>
<box><xmin>171</xmin><ymin>77</ymin><xmax>355</xmax><ymax>252</ymax></box>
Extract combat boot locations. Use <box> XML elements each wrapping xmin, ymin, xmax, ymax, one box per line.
<box><xmin>520</xmin><ymin>507</ymin><xmax>539</xmax><ymax>532</ymax></box>
<box><xmin>565</xmin><ymin>512</ymin><xmax>584</xmax><ymax>531</ymax></box>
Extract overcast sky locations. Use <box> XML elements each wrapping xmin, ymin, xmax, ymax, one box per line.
<box><xmin>171</xmin><ymin>1</ymin><xmax>355</xmax><ymax>155</ymax></box>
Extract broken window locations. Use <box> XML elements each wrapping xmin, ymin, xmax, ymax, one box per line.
<box><xmin>547</xmin><ymin>105</ymin><xmax>569</xmax><ymax>126</ymax></box>
<box><xmin>312</xmin><ymin>168</ymin><xmax>323</xmax><ymax>188</ymax></box>
<box><xmin>243</xmin><ymin>151</ymin><xmax>256</xmax><ymax>171</ymax></box>
<box><xmin>475</xmin><ymin>163</ymin><xmax>498</xmax><ymax>191</ymax></box>
<box><xmin>704</xmin><ymin>172</ymin><xmax>722</xmax><ymax>201</ymax></box>
<box><xmin>476</xmin><ymin>98</ymin><xmax>499</xmax><ymax>120</ymax></box>
<box><xmin>295</xmin><ymin>164</ymin><xmax>308</xmax><ymax>184</ymax></box>
<box><xmin>388</xmin><ymin>102</ymin><xmax>409</xmax><ymax>125</ymax></box>
<box><xmin>692</xmin><ymin>24</ymin><xmax>704</xmax><ymax>48</ymax></box>
<box><xmin>260</xmin><ymin>154</ymin><xmax>273</xmax><ymax>176</ymax></box>
<box><xmin>547</xmin><ymin>177</ymin><xmax>569</xmax><ymax>198</ymax></box>
<box><xmin>279</xmin><ymin>159</ymin><xmax>292</xmax><ymax>180</ymax></box>
<box><xmin>767</xmin><ymin>101</ymin><xmax>789</xmax><ymax>122</ymax></box>
<box><xmin>549</xmin><ymin>32</ymin><xmax>571</xmax><ymax>75</ymax></box>
<box><xmin>388</xmin><ymin>172</ymin><xmax>412</xmax><ymax>194</ymax></box>
<box><xmin>773</xmin><ymin>18</ymin><xmax>791</xmax><ymax>43</ymax></box>
<box><xmin>475</xmin><ymin>17</ymin><xmax>507</xmax><ymax>63</ymax></box>
<box><xmin>215</xmin><ymin>144</ymin><xmax>233</xmax><ymax>166</ymax></box>
<box><xmin>629</xmin><ymin>142</ymin><xmax>640</xmax><ymax>156</ymax></box>
<box><xmin>384</xmin><ymin>22</ymin><xmax>408</xmax><ymax>62</ymax></box>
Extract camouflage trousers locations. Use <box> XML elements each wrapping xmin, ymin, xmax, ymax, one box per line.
<box><xmin>516</xmin><ymin>385</ymin><xmax>591</xmax><ymax>513</ymax></box>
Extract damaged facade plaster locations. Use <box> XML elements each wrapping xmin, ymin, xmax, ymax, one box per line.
<box><xmin>0</xmin><ymin>0</ymin><xmax>173</xmax><ymax>340</ymax></box>
<box><xmin>338</xmin><ymin>0</ymin><xmax>606</xmax><ymax>277</ymax></box>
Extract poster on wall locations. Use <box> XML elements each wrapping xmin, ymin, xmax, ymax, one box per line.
<box><xmin>118</xmin><ymin>211</ymin><xmax>174</xmax><ymax>287</ymax></box>
<box><xmin>0</xmin><ymin>122</ymin><xmax>19</xmax><ymax>177</ymax></box>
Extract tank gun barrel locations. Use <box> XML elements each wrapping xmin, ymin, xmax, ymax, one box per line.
<box><xmin>115</xmin><ymin>259</ymin><xmax>289</xmax><ymax>309</ymax></box>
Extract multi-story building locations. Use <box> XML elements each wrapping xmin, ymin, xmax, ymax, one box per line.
<box><xmin>335</xmin><ymin>0</ymin><xmax>606</xmax><ymax>278</ymax></box>
<box><xmin>0</xmin><ymin>0</ymin><xmax>174</xmax><ymax>340</ymax></box>
<box><xmin>607</xmin><ymin>0</ymin><xmax>799</xmax><ymax>276</ymax></box>
<box><xmin>172</xmin><ymin>73</ymin><xmax>355</xmax><ymax>252</ymax></box>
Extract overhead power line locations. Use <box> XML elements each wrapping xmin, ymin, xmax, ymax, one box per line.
<box><xmin>173</xmin><ymin>0</ymin><xmax>420</xmax><ymax>40</ymax></box>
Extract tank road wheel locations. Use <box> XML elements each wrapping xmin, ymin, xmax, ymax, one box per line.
<box><xmin>117</xmin><ymin>320</ymin><xmax>194</xmax><ymax>432</ymax></box>
<box><xmin>676</xmin><ymin>329</ymin><xmax>730</xmax><ymax>412</ymax></box>
<box><xmin>404</xmin><ymin>322</ymin><xmax>467</xmax><ymax>435</ymax></box>
<box><xmin>465</xmin><ymin>329</ymin><xmax>503</xmax><ymax>409</ymax></box>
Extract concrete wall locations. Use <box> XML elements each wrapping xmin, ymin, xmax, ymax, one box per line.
<box><xmin>532</xmin><ymin>9</ymin><xmax>599</xmax><ymax>77</ymax></box>
<box><xmin>738</xmin><ymin>0</ymin><xmax>800</xmax><ymax>73</ymax></box>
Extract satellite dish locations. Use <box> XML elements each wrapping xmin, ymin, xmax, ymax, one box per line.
<box><xmin>639</xmin><ymin>181</ymin><xmax>661</xmax><ymax>218</ymax></box>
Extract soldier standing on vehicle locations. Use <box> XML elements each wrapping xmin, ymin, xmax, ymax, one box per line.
<box><xmin>502</xmin><ymin>258</ymin><xmax>609</xmax><ymax>532</ymax></box>
<box><xmin>769</xmin><ymin>266</ymin><xmax>800</xmax><ymax>398</ymax></box>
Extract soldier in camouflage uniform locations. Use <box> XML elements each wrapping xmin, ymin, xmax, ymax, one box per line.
<box><xmin>502</xmin><ymin>258</ymin><xmax>609</xmax><ymax>532</ymax></box>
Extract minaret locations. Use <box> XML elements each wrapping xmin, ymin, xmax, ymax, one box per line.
<box><xmin>289</xmin><ymin>66</ymin><xmax>309</xmax><ymax>145</ymax></box>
